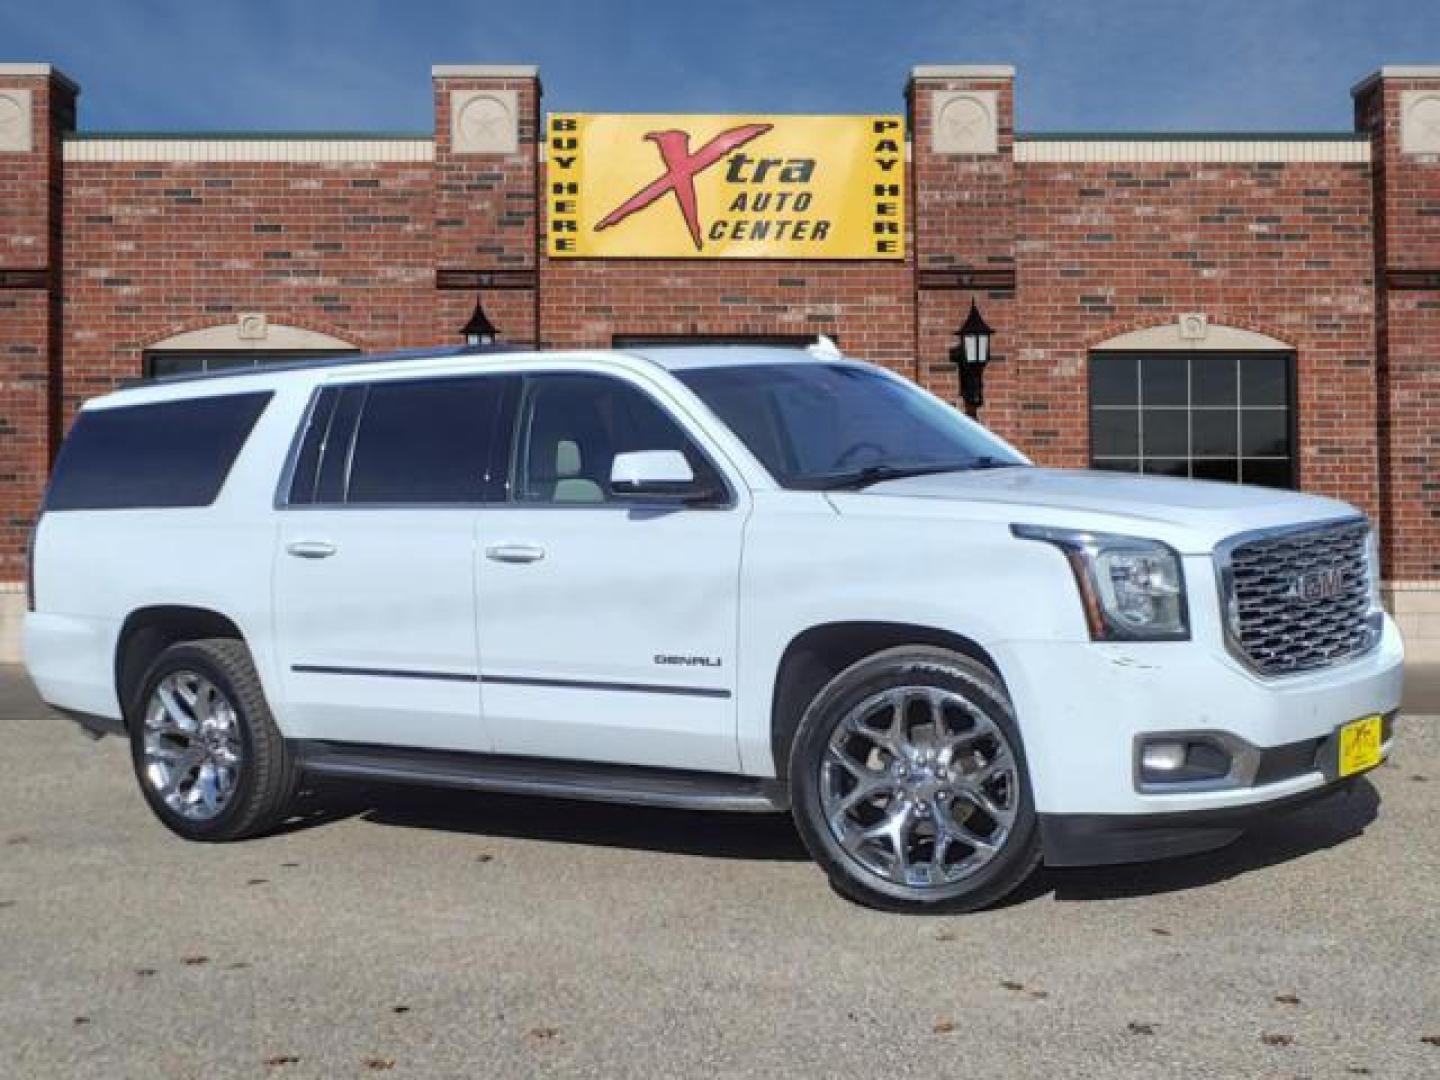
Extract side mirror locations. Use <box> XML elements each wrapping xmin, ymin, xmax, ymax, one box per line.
<box><xmin>610</xmin><ymin>450</ymin><xmax>705</xmax><ymax>501</ymax></box>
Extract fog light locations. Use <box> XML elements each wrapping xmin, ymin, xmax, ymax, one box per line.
<box><xmin>1138</xmin><ymin>737</ymin><xmax>1234</xmax><ymax>786</ymax></box>
<box><xmin>1140</xmin><ymin>741</ymin><xmax>1187</xmax><ymax>773</ymax></box>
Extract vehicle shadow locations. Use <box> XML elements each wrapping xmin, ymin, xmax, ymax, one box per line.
<box><xmin>278</xmin><ymin>776</ymin><xmax>1381</xmax><ymax>889</ymax></box>
<box><xmin>280</xmin><ymin>780</ymin><xmax>811</xmax><ymax>861</ymax></box>
<box><xmin>1021</xmin><ymin>779</ymin><xmax>1381</xmax><ymax>905</ymax></box>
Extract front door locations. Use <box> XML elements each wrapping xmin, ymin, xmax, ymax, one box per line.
<box><xmin>476</xmin><ymin>371</ymin><xmax>747</xmax><ymax>773</ymax></box>
<box><xmin>272</xmin><ymin>373</ymin><xmax>512</xmax><ymax>751</ymax></box>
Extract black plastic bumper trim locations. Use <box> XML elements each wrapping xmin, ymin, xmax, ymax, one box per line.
<box><xmin>1040</xmin><ymin>777</ymin><xmax>1362</xmax><ymax>867</ymax></box>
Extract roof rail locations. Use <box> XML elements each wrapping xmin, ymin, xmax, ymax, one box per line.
<box><xmin>117</xmin><ymin>343</ymin><xmax>523</xmax><ymax>390</ymax></box>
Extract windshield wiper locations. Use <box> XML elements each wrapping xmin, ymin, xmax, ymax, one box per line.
<box><xmin>965</xmin><ymin>456</ymin><xmax>1025</xmax><ymax>471</ymax></box>
<box><xmin>806</xmin><ymin>463</ymin><xmax>971</xmax><ymax>491</ymax></box>
<box><xmin>806</xmin><ymin>458</ymin><xmax>1024</xmax><ymax>491</ymax></box>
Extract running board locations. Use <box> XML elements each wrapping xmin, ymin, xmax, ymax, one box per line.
<box><xmin>293</xmin><ymin>740</ymin><xmax>789</xmax><ymax>814</ymax></box>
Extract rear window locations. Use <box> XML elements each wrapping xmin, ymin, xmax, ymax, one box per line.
<box><xmin>44</xmin><ymin>392</ymin><xmax>272</xmax><ymax>511</ymax></box>
<box><xmin>285</xmin><ymin>375</ymin><xmax>512</xmax><ymax>506</ymax></box>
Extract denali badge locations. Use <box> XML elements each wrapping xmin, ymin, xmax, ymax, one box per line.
<box><xmin>654</xmin><ymin>654</ymin><xmax>722</xmax><ymax>668</ymax></box>
<box><xmin>1288</xmin><ymin>568</ymin><xmax>1346</xmax><ymax>603</ymax></box>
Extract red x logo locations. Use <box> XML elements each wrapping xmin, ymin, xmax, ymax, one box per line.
<box><xmin>595</xmin><ymin>123</ymin><xmax>773</xmax><ymax>251</ymax></box>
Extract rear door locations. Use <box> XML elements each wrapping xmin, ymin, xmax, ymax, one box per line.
<box><xmin>475</xmin><ymin>370</ymin><xmax>747</xmax><ymax>773</ymax></box>
<box><xmin>272</xmin><ymin>372</ymin><xmax>514</xmax><ymax>751</ymax></box>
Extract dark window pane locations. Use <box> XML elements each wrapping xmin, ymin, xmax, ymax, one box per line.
<box><xmin>315</xmin><ymin>385</ymin><xmax>365</xmax><ymax>504</ymax></box>
<box><xmin>1140</xmin><ymin>356</ymin><xmax>1187</xmax><ymax>407</ymax></box>
<box><xmin>1091</xmin><ymin>409</ymin><xmax>1139</xmax><ymax>458</ymax></box>
<box><xmin>1141</xmin><ymin>409</ymin><xmax>1188</xmax><ymax>457</ymax></box>
<box><xmin>287</xmin><ymin>389</ymin><xmax>339</xmax><ymax>506</ymax></box>
<box><xmin>146</xmin><ymin>354</ymin><xmax>195</xmax><ymax>378</ymax></box>
<box><xmin>1241</xmin><ymin>410</ymin><xmax>1290</xmax><ymax>457</ymax></box>
<box><xmin>1242</xmin><ymin>459</ymin><xmax>1294</xmax><ymax>489</ymax></box>
<box><xmin>45</xmin><ymin>392</ymin><xmax>271</xmax><ymax>511</ymax></box>
<box><xmin>1091</xmin><ymin>458</ymin><xmax>1140</xmax><ymax>474</ymax></box>
<box><xmin>1193</xmin><ymin>458</ymin><xmax>1240</xmax><ymax>483</ymax></box>
<box><xmin>207</xmin><ymin>355</ymin><xmax>254</xmax><ymax>372</ymax></box>
<box><xmin>518</xmin><ymin>374</ymin><xmax>723</xmax><ymax>504</ymax></box>
<box><xmin>1191</xmin><ymin>410</ymin><xmax>1237</xmax><ymax>458</ymax></box>
<box><xmin>348</xmin><ymin>377</ymin><xmax>507</xmax><ymax>504</ymax></box>
<box><xmin>1240</xmin><ymin>355</ymin><xmax>1290</xmax><ymax>407</ymax></box>
<box><xmin>1090</xmin><ymin>355</ymin><xmax>1138</xmax><ymax>407</ymax></box>
<box><xmin>1191</xmin><ymin>357</ymin><xmax>1238</xmax><ymax>408</ymax></box>
<box><xmin>1142</xmin><ymin>457</ymin><xmax>1190</xmax><ymax>478</ymax></box>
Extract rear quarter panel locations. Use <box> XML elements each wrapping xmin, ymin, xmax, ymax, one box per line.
<box><xmin>25</xmin><ymin>384</ymin><xmax>310</xmax><ymax>724</ymax></box>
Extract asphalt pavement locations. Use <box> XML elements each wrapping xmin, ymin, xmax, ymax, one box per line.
<box><xmin>1</xmin><ymin>667</ymin><xmax>1437</xmax><ymax>1079</ymax></box>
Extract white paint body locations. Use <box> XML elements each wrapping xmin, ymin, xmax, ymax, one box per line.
<box><xmin>25</xmin><ymin>347</ymin><xmax>1404</xmax><ymax>819</ymax></box>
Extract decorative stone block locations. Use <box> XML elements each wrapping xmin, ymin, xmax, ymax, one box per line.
<box><xmin>1178</xmin><ymin>313</ymin><xmax>1208</xmax><ymax>341</ymax></box>
<box><xmin>450</xmin><ymin>88</ymin><xmax>519</xmax><ymax>155</ymax></box>
<box><xmin>0</xmin><ymin>88</ymin><xmax>33</xmax><ymax>153</ymax></box>
<box><xmin>1400</xmin><ymin>90</ymin><xmax>1440</xmax><ymax>155</ymax></box>
<box><xmin>237</xmin><ymin>312</ymin><xmax>268</xmax><ymax>341</ymax></box>
<box><xmin>931</xmin><ymin>90</ymin><xmax>998</xmax><ymax>155</ymax></box>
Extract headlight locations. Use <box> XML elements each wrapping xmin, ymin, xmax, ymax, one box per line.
<box><xmin>1012</xmin><ymin>525</ymin><xmax>1190</xmax><ymax>641</ymax></box>
<box><xmin>1363</xmin><ymin>527</ymin><xmax>1384</xmax><ymax>616</ymax></box>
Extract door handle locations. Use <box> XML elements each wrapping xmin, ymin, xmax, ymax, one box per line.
<box><xmin>485</xmin><ymin>543</ymin><xmax>546</xmax><ymax>564</ymax></box>
<box><xmin>285</xmin><ymin>540</ymin><xmax>338</xmax><ymax>559</ymax></box>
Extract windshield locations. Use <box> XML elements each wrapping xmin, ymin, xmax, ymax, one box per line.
<box><xmin>676</xmin><ymin>362</ymin><xmax>1027</xmax><ymax>490</ymax></box>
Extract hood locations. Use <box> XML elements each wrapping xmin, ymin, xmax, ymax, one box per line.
<box><xmin>835</xmin><ymin>467</ymin><xmax>1362</xmax><ymax>553</ymax></box>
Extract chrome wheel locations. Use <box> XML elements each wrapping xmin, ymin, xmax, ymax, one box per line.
<box><xmin>820</xmin><ymin>685</ymin><xmax>1019</xmax><ymax>890</ymax></box>
<box><xmin>141</xmin><ymin>670</ymin><xmax>243</xmax><ymax>822</ymax></box>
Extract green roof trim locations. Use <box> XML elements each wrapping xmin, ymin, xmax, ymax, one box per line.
<box><xmin>1018</xmin><ymin>131</ymin><xmax>1369</xmax><ymax>142</ymax></box>
<box><xmin>65</xmin><ymin>131</ymin><xmax>432</xmax><ymax>141</ymax></box>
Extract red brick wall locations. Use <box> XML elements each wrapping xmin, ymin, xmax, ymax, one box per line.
<box><xmin>61</xmin><ymin>157</ymin><xmax>439</xmax><ymax>407</ymax></box>
<box><xmin>538</xmin><ymin>256</ymin><xmax>914</xmax><ymax>366</ymax></box>
<box><xmin>432</xmin><ymin>73</ymin><xmax>540</xmax><ymax>344</ymax></box>
<box><xmin>0</xmin><ymin>71</ymin><xmax>73</xmax><ymax>582</ymax></box>
<box><xmin>909</xmin><ymin>73</ymin><xmax>1018</xmax><ymax>419</ymax></box>
<box><xmin>1010</xmin><ymin>156</ymin><xmax>1378</xmax><ymax>517</ymax></box>
<box><xmin>4</xmin><ymin>62</ymin><xmax>1438</xmax><ymax>586</ymax></box>
<box><xmin>1357</xmin><ymin>74</ymin><xmax>1440</xmax><ymax>579</ymax></box>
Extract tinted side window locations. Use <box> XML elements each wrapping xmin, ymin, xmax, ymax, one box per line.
<box><xmin>514</xmin><ymin>374</ymin><xmax>724</xmax><ymax>504</ymax></box>
<box><xmin>286</xmin><ymin>387</ymin><xmax>340</xmax><ymax>505</ymax></box>
<box><xmin>45</xmin><ymin>392</ymin><xmax>271</xmax><ymax>511</ymax></box>
<box><xmin>345</xmin><ymin>376</ymin><xmax>509</xmax><ymax>504</ymax></box>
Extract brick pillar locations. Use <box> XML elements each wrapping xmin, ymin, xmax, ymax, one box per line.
<box><xmin>430</xmin><ymin>65</ymin><xmax>541</xmax><ymax>347</ymax></box>
<box><xmin>908</xmin><ymin>66</ymin><xmax>1020</xmax><ymax>443</ymax></box>
<box><xmin>1354</xmin><ymin>66</ymin><xmax>1440</xmax><ymax>653</ymax></box>
<box><xmin>0</xmin><ymin>64</ymin><xmax>76</xmax><ymax>588</ymax></box>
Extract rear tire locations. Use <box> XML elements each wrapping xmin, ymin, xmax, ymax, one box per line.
<box><xmin>788</xmin><ymin>646</ymin><xmax>1040</xmax><ymax>913</ymax></box>
<box><xmin>128</xmin><ymin>638</ymin><xmax>299</xmax><ymax>841</ymax></box>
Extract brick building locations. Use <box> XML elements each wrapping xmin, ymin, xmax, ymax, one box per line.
<box><xmin>1</xmin><ymin>61</ymin><xmax>1438</xmax><ymax>657</ymax></box>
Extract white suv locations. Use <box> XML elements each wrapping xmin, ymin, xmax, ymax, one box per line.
<box><xmin>24</xmin><ymin>344</ymin><xmax>1403</xmax><ymax>911</ymax></box>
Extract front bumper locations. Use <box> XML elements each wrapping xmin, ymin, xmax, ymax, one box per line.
<box><xmin>988</xmin><ymin>612</ymin><xmax>1404</xmax><ymax>823</ymax></box>
<box><xmin>1038</xmin><ymin>776</ymin><xmax>1368</xmax><ymax>866</ymax></box>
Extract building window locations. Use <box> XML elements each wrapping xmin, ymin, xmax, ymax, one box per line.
<box><xmin>1089</xmin><ymin>351</ymin><xmax>1295</xmax><ymax>489</ymax></box>
<box><xmin>143</xmin><ymin>348</ymin><xmax>356</xmax><ymax>379</ymax></box>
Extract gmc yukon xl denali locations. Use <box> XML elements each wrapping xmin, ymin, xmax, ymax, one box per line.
<box><xmin>25</xmin><ymin>344</ymin><xmax>1403</xmax><ymax>911</ymax></box>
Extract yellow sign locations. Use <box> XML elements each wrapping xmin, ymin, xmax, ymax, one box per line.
<box><xmin>547</xmin><ymin>113</ymin><xmax>905</xmax><ymax>259</ymax></box>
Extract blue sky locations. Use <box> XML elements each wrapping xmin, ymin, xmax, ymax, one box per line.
<box><xmin>3</xmin><ymin>0</ymin><xmax>1437</xmax><ymax>133</ymax></box>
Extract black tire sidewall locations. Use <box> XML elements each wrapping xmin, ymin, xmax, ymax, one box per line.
<box><xmin>128</xmin><ymin>642</ymin><xmax>263</xmax><ymax>841</ymax></box>
<box><xmin>789</xmin><ymin>648</ymin><xmax>1040</xmax><ymax>912</ymax></box>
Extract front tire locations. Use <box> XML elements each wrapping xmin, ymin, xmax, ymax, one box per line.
<box><xmin>128</xmin><ymin>638</ymin><xmax>299</xmax><ymax>841</ymax></box>
<box><xmin>788</xmin><ymin>647</ymin><xmax>1040</xmax><ymax>913</ymax></box>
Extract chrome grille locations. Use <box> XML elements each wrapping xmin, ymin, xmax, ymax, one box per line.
<box><xmin>1216</xmin><ymin>519</ymin><xmax>1379</xmax><ymax>677</ymax></box>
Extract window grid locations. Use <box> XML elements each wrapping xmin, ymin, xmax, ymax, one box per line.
<box><xmin>1088</xmin><ymin>351</ymin><xmax>1295</xmax><ymax>488</ymax></box>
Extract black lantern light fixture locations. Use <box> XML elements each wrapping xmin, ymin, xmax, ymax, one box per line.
<box><xmin>460</xmin><ymin>292</ymin><xmax>499</xmax><ymax>348</ymax></box>
<box><xmin>949</xmin><ymin>299</ymin><xmax>994</xmax><ymax>418</ymax></box>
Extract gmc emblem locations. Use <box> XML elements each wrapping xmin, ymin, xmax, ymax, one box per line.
<box><xmin>1288</xmin><ymin>568</ymin><xmax>1347</xmax><ymax>603</ymax></box>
